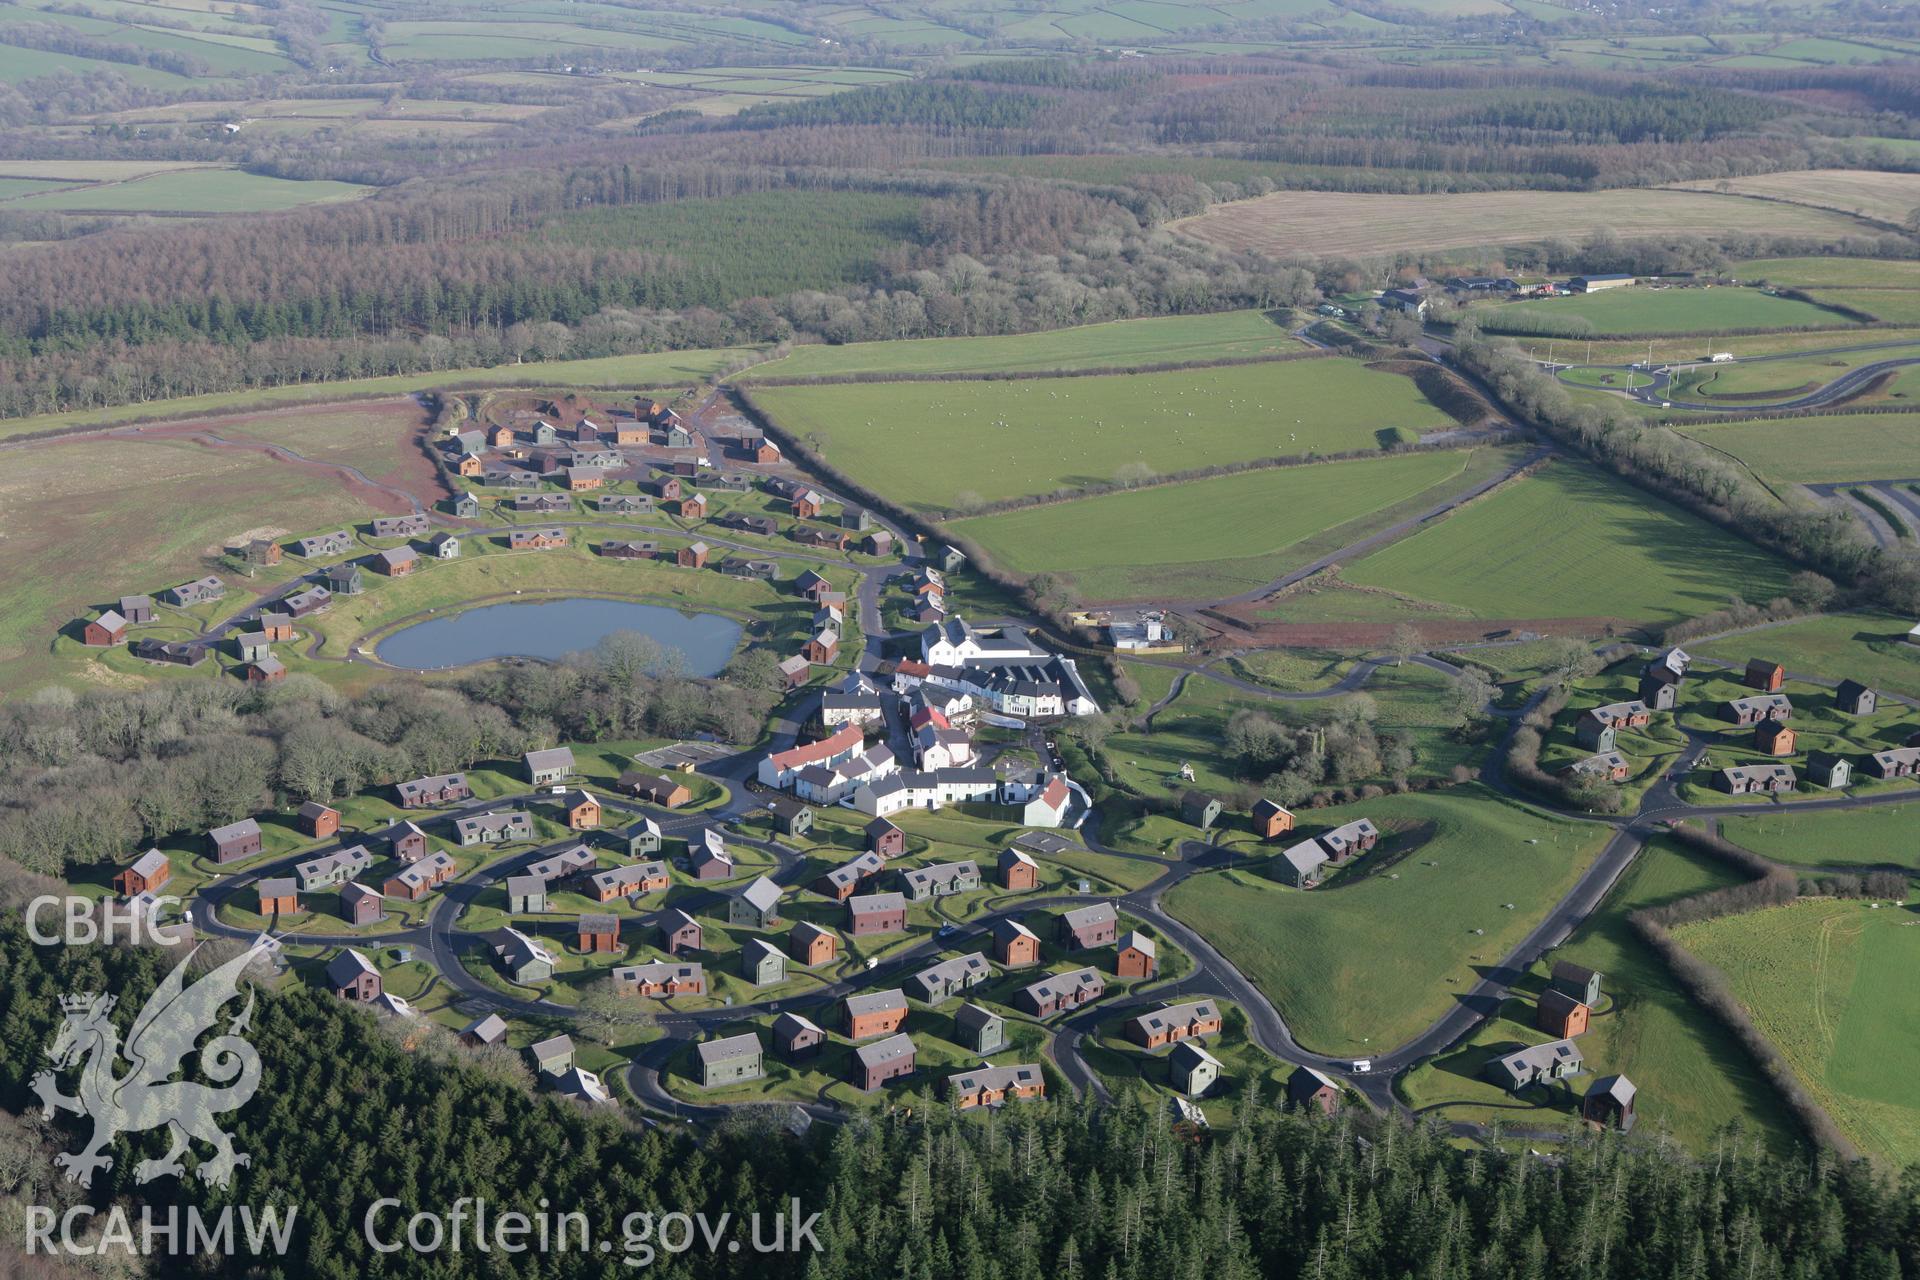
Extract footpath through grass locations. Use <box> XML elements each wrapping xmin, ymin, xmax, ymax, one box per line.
<box><xmin>1675</xmin><ymin>898</ymin><xmax>1920</xmax><ymax>1166</ymax></box>
<box><xmin>1162</xmin><ymin>786</ymin><xmax>1610</xmax><ymax>1054</ymax></box>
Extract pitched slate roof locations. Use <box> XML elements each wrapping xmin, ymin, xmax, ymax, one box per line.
<box><xmin>853</xmin><ymin>1032</ymin><xmax>914</xmax><ymax>1070</ymax></box>
<box><xmin>739</xmin><ymin>875</ymin><xmax>782</xmax><ymax>912</ymax></box>
<box><xmin>697</xmin><ymin>1033</ymin><xmax>761</xmax><ymax>1066</ymax></box>
<box><xmin>127</xmin><ymin>848</ymin><xmax>169</xmax><ymax>880</ymax></box>
<box><xmin>845</xmin><ymin>989</ymin><xmax>907</xmax><ymax>1017</ymax></box>
<box><xmin>1058</xmin><ymin>902</ymin><xmax>1117</xmax><ymax>932</ymax></box>
<box><xmin>1129</xmin><ymin>1000</ymin><xmax>1218</xmax><ymax>1039</ymax></box>
<box><xmin>325</xmin><ymin>948</ymin><xmax>376</xmax><ymax>987</ymax></box>
<box><xmin>462</xmin><ymin>1013</ymin><xmax>508</xmax><ymax>1044</ymax></box>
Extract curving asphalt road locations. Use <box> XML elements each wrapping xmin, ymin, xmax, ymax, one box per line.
<box><xmin>165</xmin><ymin>382</ymin><xmax>1920</xmax><ymax>1133</ymax></box>
<box><xmin>1551</xmin><ymin>338</ymin><xmax>1920</xmax><ymax>414</ymax></box>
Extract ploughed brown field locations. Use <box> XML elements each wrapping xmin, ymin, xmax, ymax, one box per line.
<box><xmin>1171</xmin><ymin>188</ymin><xmax>1871</xmax><ymax>258</ymax></box>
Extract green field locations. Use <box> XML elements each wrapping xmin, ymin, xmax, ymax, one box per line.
<box><xmin>1679</xmin><ymin>413</ymin><xmax>1920</xmax><ymax>483</ymax></box>
<box><xmin>0</xmin><ymin>436</ymin><xmax>385</xmax><ymax>692</ymax></box>
<box><xmin>0</xmin><ymin>40</ymin><xmax>194</xmax><ymax>86</ymax></box>
<box><xmin>748</xmin><ymin>357</ymin><xmax>1453</xmax><ymax>514</ymax></box>
<box><xmin>1481</xmin><ymin>288</ymin><xmax>1857</xmax><ymax>338</ymax></box>
<box><xmin>1675</xmin><ymin>899</ymin><xmax>1920</xmax><ymax>1166</ymax></box>
<box><xmin>1343</xmin><ymin>460</ymin><xmax>1796</xmax><ymax>624</ymax></box>
<box><xmin>741</xmin><ymin>311</ymin><xmax>1303</xmax><ymax>379</ymax></box>
<box><xmin>1803</xmin><ymin>288</ymin><xmax>1920</xmax><ymax>326</ymax></box>
<box><xmin>1399</xmin><ymin>837</ymin><xmax>1801</xmax><ymax>1152</ymax></box>
<box><xmin>1719</xmin><ymin>805</ymin><xmax>1920</xmax><ymax>871</ymax></box>
<box><xmin>1691</xmin><ymin>611</ymin><xmax>1920</xmax><ymax>699</ymax></box>
<box><xmin>947</xmin><ymin>448</ymin><xmax>1499</xmax><ymax>601</ymax></box>
<box><xmin>2</xmin><ymin>169</ymin><xmax>371</xmax><ymax>213</ymax></box>
<box><xmin>1162</xmin><ymin>787</ymin><xmax>1610</xmax><ymax>1053</ymax></box>
<box><xmin>1738</xmin><ymin>258</ymin><xmax>1920</xmax><ymax>289</ymax></box>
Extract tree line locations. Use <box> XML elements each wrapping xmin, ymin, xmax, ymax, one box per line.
<box><xmin>0</xmin><ymin>634</ymin><xmax>779</xmax><ymax>880</ymax></box>
<box><xmin>1452</xmin><ymin>334</ymin><xmax>1920</xmax><ymax>615</ymax></box>
<box><xmin>3</xmin><ymin>918</ymin><xmax>1918</xmax><ymax>1279</ymax></box>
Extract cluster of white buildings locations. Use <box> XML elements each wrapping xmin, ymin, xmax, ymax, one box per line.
<box><xmin>756</xmin><ymin>663</ymin><xmax>1077</xmax><ymax>825</ymax></box>
<box><xmin>895</xmin><ymin>617</ymin><xmax>1100</xmax><ymax>719</ymax></box>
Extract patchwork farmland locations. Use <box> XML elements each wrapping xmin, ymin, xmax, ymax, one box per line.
<box><xmin>745</xmin><ymin>357</ymin><xmax>1455</xmax><ymax>514</ymax></box>
<box><xmin>948</xmin><ymin>446</ymin><xmax>1516</xmax><ymax>602</ymax></box>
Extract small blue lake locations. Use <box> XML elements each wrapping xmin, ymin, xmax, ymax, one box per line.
<box><xmin>376</xmin><ymin>598</ymin><xmax>742</xmax><ymax>674</ymax></box>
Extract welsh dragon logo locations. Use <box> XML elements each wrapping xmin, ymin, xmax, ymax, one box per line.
<box><xmin>31</xmin><ymin>942</ymin><xmax>265</xmax><ymax>1189</ymax></box>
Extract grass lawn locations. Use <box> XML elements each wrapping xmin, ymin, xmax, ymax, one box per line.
<box><xmin>1674</xmin><ymin>897</ymin><xmax>1920</xmax><ymax>1166</ymax></box>
<box><xmin>1680</xmin><ymin>413</ymin><xmax>1920</xmax><ymax>484</ymax></box>
<box><xmin>1399</xmin><ymin>836</ymin><xmax>1801</xmax><ymax>1153</ymax></box>
<box><xmin>1225</xmin><ymin>647</ymin><xmax>1359</xmax><ymax>691</ymax></box>
<box><xmin>1481</xmin><ymin>287</ymin><xmax>1856</xmax><ymax>338</ymax></box>
<box><xmin>1342</xmin><ymin>460</ymin><xmax>1796</xmax><ymax>625</ymax></box>
<box><xmin>947</xmin><ymin>449</ymin><xmax>1494</xmax><ymax>601</ymax></box>
<box><xmin>3</xmin><ymin>169</ymin><xmax>370</xmax><ymax>213</ymax></box>
<box><xmin>1162</xmin><ymin>786</ymin><xmax>1611</xmax><ymax>1054</ymax></box>
<box><xmin>1738</xmin><ymin>258</ymin><xmax>1920</xmax><ymax>289</ymax></box>
<box><xmin>737</xmin><ymin>311</ymin><xmax>1303</xmax><ymax>379</ymax></box>
<box><xmin>1799</xmin><ymin>287</ymin><xmax>1920</xmax><ymax>327</ymax></box>
<box><xmin>1718</xmin><ymin>805</ymin><xmax>1920</xmax><ymax>871</ymax></box>
<box><xmin>747</xmin><ymin>357</ymin><xmax>1452</xmax><ymax>514</ymax></box>
<box><xmin>1691</xmin><ymin>612</ymin><xmax>1920</xmax><ymax>700</ymax></box>
<box><xmin>1539</xmin><ymin>326</ymin><xmax>1920</xmax><ymax>367</ymax></box>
